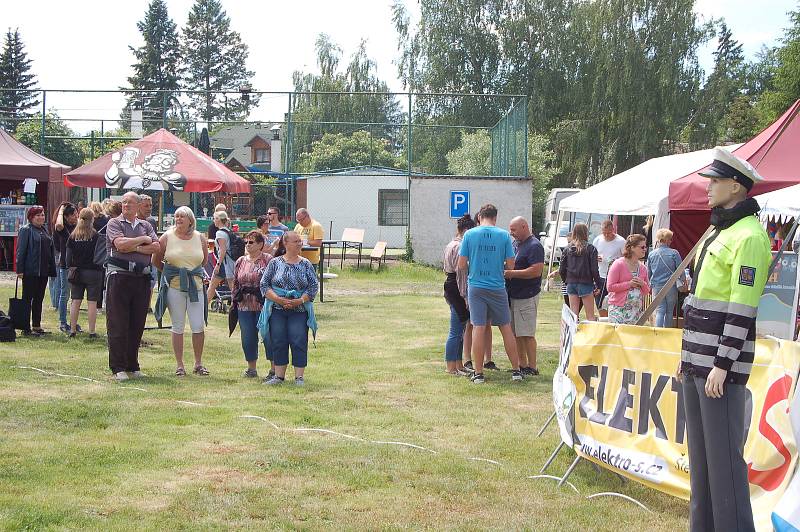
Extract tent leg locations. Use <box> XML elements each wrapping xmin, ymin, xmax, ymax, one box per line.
<box><xmin>558</xmin><ymin>455</ymin><xmax>582</xmax><ymax>487</ymax></box>
<box><xmin>537</xmin><ymin>411</ymin><xmax>556</xmax><ymax>437</ymax></box>
<box><xmin>540</xmin><ymin>441</ymin><xmax>565</xmax><ymax>474</ymax></box>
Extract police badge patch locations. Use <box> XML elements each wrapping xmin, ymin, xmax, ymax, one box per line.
<box><xmin>739</xmin><ymin>266</ymin><xmax>756</xmax><ymax>287</ymax></box>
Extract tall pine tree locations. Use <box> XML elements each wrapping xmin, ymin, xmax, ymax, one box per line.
<box><xmin>123</xmin><ymin>0</ymin><xmax>181</xmax><ymax>132</ymax></box>
<box><xmin>181</xmin><ymin>0</ymin><xmax>258</xmax><ymax>123</ymax></box>
<box><xmin>0</xmin><ymin>28</ymin><xmax>39</xmax><ymax>133</ymax></box>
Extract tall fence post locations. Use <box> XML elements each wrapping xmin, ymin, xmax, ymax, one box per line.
<box><xmin>39</xmin><ymin>90</ymin><xmax>46</xmax><ymax>154</ymax></box>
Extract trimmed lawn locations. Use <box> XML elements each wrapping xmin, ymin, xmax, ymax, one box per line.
<box><xmin>0</xmin><ymin>264</ymin><xmax>687</xmax><ymax>530</ymax></box>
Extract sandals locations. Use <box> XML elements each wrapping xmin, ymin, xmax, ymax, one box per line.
<box><xmin>193</xmin><ymin>365</ymin><xmax>210</xmax><ymax>376</ymax></box>
<box><xmin>175</xmin><ymin>367</ymin><xmax>186</xmax><ymax>377</ymax></box>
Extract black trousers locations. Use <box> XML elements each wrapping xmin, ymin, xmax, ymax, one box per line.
<box><xmin>106</xmin><ymin>272</ymin><xmax>151</xmax><ymax>374</ymax></box>
<box><xmin>683</xmin><ymin>374</ymin><xmax>754</xmax><ymax>532</ymax></box>
<box><xmin>21</xmin><ymin>275</ymin><xmax>48</xmax><ymax>330</ymax></box>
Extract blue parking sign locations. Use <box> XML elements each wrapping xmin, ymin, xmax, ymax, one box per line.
<box><xmin>450</xmin><ymin>190</ymin><xmax>469</xmax><ymax>218</ymax></box>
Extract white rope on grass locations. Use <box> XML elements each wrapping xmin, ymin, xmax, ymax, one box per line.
<box><xmin>12</xmin><ymin>365</ymin><xmax>102</xmax><ymax>383</ymax></box>
<box><xmin>526</xmin><ymin>475</ymin><xmax>580</xmax><ymax>494</ymax></box>
<box><xmin>370</xmin><ymin>440</ymin><xmax>438</xmax><ymax>454</ymax></box>
<box><xmin>586</xmin><ymin>492</ymin><xmax>653</xmax><ymax>513</ymax></box>
<box><xmin>239</xmin><ymin>415</ymin><xmax>281</xmax><ymax>430</ymax></box>
<box><xmin>175</xmin><ymin>400</ymin><xmax>205</xmax><ymax>407</ymax></box>
<box><xmin>294</xmin><ymin>428</ymin><xmax>364</xmax><ymax>441</ymax></box>
<box><xmin>468</xmin><ymin>457</ymin><xmax>503</xmax><ymax>466</ymax></box>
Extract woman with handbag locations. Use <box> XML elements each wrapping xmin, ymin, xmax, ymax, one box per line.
<box><xmin>15</xmin><ymin>206</ymin><xmax>56</xmax><ymax>336</ymax></box>
<box><xmin>65</xmin><ymin>208</ymin><xmax>103</xmax><ymax>338</ymax></box>
<box><xmin>233</xmin><ymin>231</ymin><xmax>273</xmax><ymax>378</ymax></box>
<box><xmin>152</xmin><ymin>207</ymin><xmax>209</xmax><ymax>377</ymax></box>
<box><xmin>646</xmin><ymin>229</ymin><xmax>686</xmax><ymax>327</ymax></box>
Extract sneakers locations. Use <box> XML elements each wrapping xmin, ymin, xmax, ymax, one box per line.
<box><xmin>464</xmin><ymin>361</ymin><xmax>473</xmax><ymax>371</ymax></box>
<box><xmin>88</xmin><ymin>333</ymin><xmax>99</xmax><ymax>340</ymax></box>
<box><xmin>113</xmin><ymin>371</ymin><xmax>129</xmax><ymax>381</ymax></box>
<box><xmin>59</xmin><ymin>324</ymin><xmax>70</xmax><ymax>333</ymax></box>
<box><xmin>470</xmin><ymin>373</ymin><xmax>485</xmax><ymax>384</ymax></box>
<box><xmin>263</xmin><ymin>375</ymin><xmax>284</xmax><ymax>385</ymax></box>
<box><xmin>131</xmin><ymin>371</ymin><xmax>146</xmax><ymax>379</ymax></box>
<box><xmin>243</xmin><ymin>368</ymin><xmax>258</xmax><ymax>378</ymax></box>
<box><xmin>295</xmin><ymin>376</ymin><xmax>304</xmax><ymax>386</ymax></box>
<box><xmin>511</xmin><ymin>370</ymin><xmax>524</xmax><ymax>381</ymax></box>
<box><xmin>522</xmin><ymin>367</ymin><xmax>540</xmax><ymax>376</ymax></box>
<box><xmin>484</xmin><ymin>361</ymin><xmax>499</xmax><ymax>370</ymax></box>
<box><xmin>456</xmin><ymin>367</ymin><xmax>473</xmax><ymax>377</ymax></box>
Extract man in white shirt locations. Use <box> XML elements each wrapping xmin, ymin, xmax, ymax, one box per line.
<box><xmin>592</xmin><ymin>219</ymin><xmax>625</xmax><ymax>308</ymax></box>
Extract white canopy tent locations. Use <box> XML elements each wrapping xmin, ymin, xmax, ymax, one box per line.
<box><xmin>557</xmin><ymin>145</ymin><xmax>741</xmax><ymax>231</ymax></box>
<box><xmin>545</xmin><ymin>145</ymin><xmax>741</xmax><ymax>287</ymax></box>
<box><xmin>757</xmin><ymin>183</ymin><xmax>800</xmax><ymax>223</ymax></box>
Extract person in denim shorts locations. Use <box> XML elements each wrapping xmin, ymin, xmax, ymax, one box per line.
<box><xmin>558</xmin><ymin>223</ymin><xmax>602</xmax><ymax>320</ymax></box>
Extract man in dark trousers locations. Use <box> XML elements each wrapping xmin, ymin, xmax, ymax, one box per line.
<box><xmin>679</xmin><ymin>147</ymin><xmax>771</xmax><ymax>532</ymax></box>
<box><xmin>105</xmin><ymin>191</ymin><xmax>160</xmax><ymax>381</ymax></box>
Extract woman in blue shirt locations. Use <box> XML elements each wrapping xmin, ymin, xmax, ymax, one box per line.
<box><xmin>646</xmin><ymin>229</ymin><xmax>686</xmax><ymax>327</ymax></box>
<box><xmin>260</xmin><ymin>231</ymin><xmax>318</xmax><ymax>386</ymax></box>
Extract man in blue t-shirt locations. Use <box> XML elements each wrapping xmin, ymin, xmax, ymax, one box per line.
<box><xmin>458</xmin><ymin>204</ymin><xmax>522</xmax><ymax>384</ymax></box>
<box><xmin>258</xmin><ymin>207</ymin><xmax>289</xmax><ymax>255</ymax></box>
<box><xmin>505</xmin><ymin>217</ymin><xmax>545</xmax><ymax>376</ymax></box>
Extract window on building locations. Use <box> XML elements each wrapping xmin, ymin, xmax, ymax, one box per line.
<box><xmin>254</xmin><ymin>148</ymin><xmax>269</xmax><ymax>163</ymax></box>
<box><xmin>378</xmin><ymin>189</ymin><xmax>408</xmax><ymax>226</ymax></box>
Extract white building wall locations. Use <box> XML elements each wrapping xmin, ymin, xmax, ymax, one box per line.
<box><xmin>410</xmin><ymin>177</ymin><xmax>532</xmax><ymax>266</ymax></box>
<box><xmin>305</xmin><ymin>174</ymin><xmax>408</xmax><ymax>248</ymax></box>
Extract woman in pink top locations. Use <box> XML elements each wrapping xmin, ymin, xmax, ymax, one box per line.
<box><xmin>233</xmin><ymin>231</ymin><xmax>273</xmax><ymax>378</ymax></box>
<box><xmin>606</xmin><ymin>234</ymin><xmax>650</xmax><ymax>325</ymax></box>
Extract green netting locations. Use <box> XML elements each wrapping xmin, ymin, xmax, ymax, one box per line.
<box><xmin>490</xmin><ymin>97</ymin><xmax>527</xmax><ymax>176</ymax></box>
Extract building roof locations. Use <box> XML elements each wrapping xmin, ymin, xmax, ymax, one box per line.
<box><xmin>210</xmin><ymin>123</ymin><xmax>279</xmax><ymax>165</ymax></box>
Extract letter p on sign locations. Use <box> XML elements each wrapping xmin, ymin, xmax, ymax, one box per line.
<box><xmin>450</xmin><ymin>190</ymin><xmax>469</xmax><ymax>218</ymax></box>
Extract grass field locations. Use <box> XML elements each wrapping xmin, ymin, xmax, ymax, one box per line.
<box><xmin>0</xmin><ymin>264</ymin><xmax>688</xmax><ymax>530</ymax></box>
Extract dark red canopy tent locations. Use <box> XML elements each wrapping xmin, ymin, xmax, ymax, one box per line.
<box><xmin>0</xmin><ymin>127</ymin><xmax>71</xmax><ymax>210</ymax></box>
<box><xmin>668</xmin><ymin>100</ymin><xmax>800</xmax><ymax>257</ymax></box>
<box><xmin>65</xmin><ymin>128</ymin><xmax>251</xmax><ymax>193</ymax></box>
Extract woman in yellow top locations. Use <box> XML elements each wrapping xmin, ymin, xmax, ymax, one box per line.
<box><xmin>153</xmin><ymin>207</ymin><xmax>209</xmax><ymax>376</ymax></box>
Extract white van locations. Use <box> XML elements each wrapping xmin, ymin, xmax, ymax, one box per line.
<box><xmin>543</xmin><ymin>188</ymin><xmax>581</xmax><ymax>226</ymax></box>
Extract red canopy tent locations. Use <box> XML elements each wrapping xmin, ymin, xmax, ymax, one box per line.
<box><xmin>0</xmin><ymin>127</ymin><xmax>71</xmax><ymax>211</ymax></box>
<box><xmin>65</xmin><ymin>128</ymin><xmax>251</xmax><ymax>193</ymax></box>
<box><xmin>668</xmin><ymin>100</ymin><xmax>800</xmax><ymax>257</ymax></box>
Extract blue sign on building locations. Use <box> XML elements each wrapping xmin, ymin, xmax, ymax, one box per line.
<box><xmin>450</xmin><ymin>190</ymin><xmax>470</xmax><ymax>218</ymax></box>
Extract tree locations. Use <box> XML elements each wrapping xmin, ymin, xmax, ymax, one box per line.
<box><xmin>0</xmin><ymin>28</ymin><xmax>39</xmax><ymax>132</ymax></box>
<box><xmin>122</xmin><ymin>0</ymin><xmax>181</xmax><ymax>132</ymax></box>
<box><xmin>755</xmin><ymin>8</ymin><xmax>800</xmax><ymax>125</ymax></box>
<box><xmin>15</xmin><ymin>113</ymin><xmax>85</xmax><ymax>169</ymax></box>
<box><xmin>289</xmin><ymin>35</ymin><xmax>402</xmax><ymax>172</ymax></box>
<box><xmin>295</xmin><ymin>131</ymin><xmax>403</xmax><ymax>173</ymax></box>
<box><xmin>446</xmin><ymin>130</ymin><xmax>491</xmax><ymax>175</ymax></box>
<box><xmin>684</xmin><ymin>22</ymin><xmax>746</xmax><ymax>147</ymax></box>
<box><xmin>181</xmin><ymin>0</ymin><xmax>258</xmax><ymax>122</ymax></box>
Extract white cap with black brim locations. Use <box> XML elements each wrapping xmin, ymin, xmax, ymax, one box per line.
<box><xmin>698</xmin><ymin>146</ymin><xmax>764</xmax><ymax>191</ymax></box>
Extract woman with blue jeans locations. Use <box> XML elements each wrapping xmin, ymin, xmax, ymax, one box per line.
<box><xmin>646</xmin><ymin>229</ymin><xmax>685</xmax><ymax>327</ymax></box>
<box><xmin>53</xmin><ymin>202</ymin><xmax>78</xmax><ymax>332</ymax></box>
<box><xmin>259</xmin><ymin>232</ymin><xmax>318</xmax><ymax>386</ymax></box>
<box><xmin>233</xmin><ymin>231</ymin><xmax>273</xmax><ymax>378</ymax></box>
<box><xmin>442</xmin><ymin>214</ymin><xmax>475</xmax><ymax>375</ymax></box>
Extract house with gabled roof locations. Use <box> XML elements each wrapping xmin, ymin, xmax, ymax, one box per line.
<box><xmin>210</xmin><ymin>123</ymin><xmax>282</xmax><ymax>173</ymax></box>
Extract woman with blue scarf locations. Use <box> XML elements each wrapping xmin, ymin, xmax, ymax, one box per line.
<box><xmin>153</xmin><ymin>207</ymin><xmax>209</xmax><ymax>376</ymax></box>
<box><xmin>259</xmin><ymin>231</ymin><xmax>318</xmax><ymax>386</ymax></box>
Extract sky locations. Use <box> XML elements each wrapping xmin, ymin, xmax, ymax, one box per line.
<box><xmin>2</xmin><ymin>0</ymin><xmax>796</xmax><ymax>133</ymax></box>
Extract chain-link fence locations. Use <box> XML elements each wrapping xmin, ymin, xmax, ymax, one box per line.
<box><xmin>490</xmin><ymin>97</ymin><xmax>528</xmax><ymax>177</ymax></box>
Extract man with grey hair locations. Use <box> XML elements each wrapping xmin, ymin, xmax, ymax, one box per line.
<box><xmin>105</xmin><ymin>191</ymin><xmax>160</xmax><ymax>381</ymax></box>
<box><xmin>137</xmin><ymin>194</ymin><xmax>158</xmax><ymax>290</ymax></box>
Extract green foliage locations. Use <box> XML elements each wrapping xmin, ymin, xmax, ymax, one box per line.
<box><xmin>0</xmin><ymin>28</ymin><xmax>39</xmax><ymax>132</ymax></box>
<box><xmin>446</xmin><ymin>130</ymin><xmax>491</xmax><ymax>176</ymax></box>
<box><xmin>295</xmin><ymin>131</ymin><xmax>403</xmax><ymax>173</ymax></box>
<box><xmin>755</xmin><ymin>8</ymin><xmax>800</xmax><ymax>125</ymax></box>
<box><xmin>14</xmin><ymin>113</ymin><xmax>84</xmax><ymax>169</ymax></box>
<box><xmin>181</xmin><ymin>0</ymin><xmax>258</xmax><ymax>121</ymax></box>
<box><xmin>289</xmin><ymin>35</ymin><xmax>402</xmax><ymax>172</ymax></box>
<box><xmin>722</xmin><ymin>95</ymin><xmax>759</xmax><ymax>143</ymax></box>
<box><xmin>528</xmin><ymin>133</ymin><xmax>558</xmax><ymax>230</ymax></box>
<box><xmin>122</xmin><ymin>0</ymin><xmax>182</xmax><ymax>132</ymax></box>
